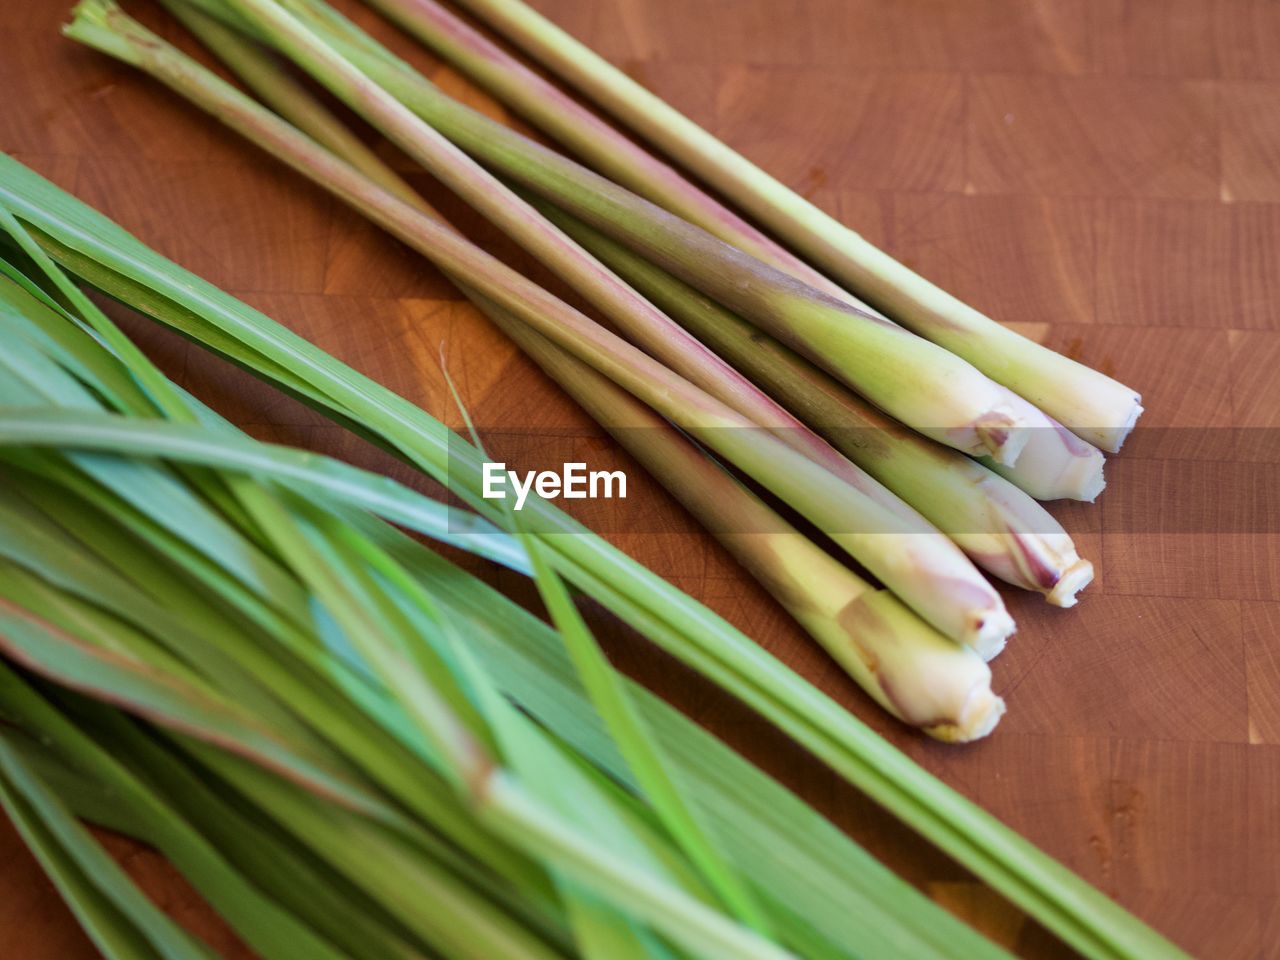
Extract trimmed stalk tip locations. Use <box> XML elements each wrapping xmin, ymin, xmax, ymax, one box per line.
<box><xmin>1107</xmin><ymin>396</ymin><xmax>1145</xmax><ymax>454</ymax></box>
<box><xmin>1046</xmin><ymin>558</ymin><xmax>1095</xmax><ymax>609</ymax></box>
<box><xmin>969</xmin><ymin>608</ymin><xmax>1015</xmax><ymax>662</ymax></box>
<box><xmin>926</xmin><ymin>687</ymin><xmax>1007</xmax><ymax>744</ymax></box>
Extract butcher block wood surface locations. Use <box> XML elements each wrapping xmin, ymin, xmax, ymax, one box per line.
<box><xmin>2</xmin><ymin>1</ymin><xmax>1278</xmax><ymax>957</ymax></box>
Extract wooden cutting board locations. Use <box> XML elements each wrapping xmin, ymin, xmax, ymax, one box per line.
<box><xmin>2</xmin><ymin>1</ymin><xmax>1277</xmax><ymax>957</ymax></box>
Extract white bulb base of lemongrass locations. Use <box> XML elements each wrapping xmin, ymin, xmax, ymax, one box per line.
<box><xmin>830</xmin><ymin>532</ymin><xmax>1013</xmax><ymax>660</ymax></box>
<box><xmin>737</xmin><ymin>531</ymin><xmax>1003</xmax><ymax>742</ymax></box>
<box><xmin>969</xmin><ymin>608</ymin><xmax>1015</xmax><ymax>662</ymax></box>
<box><xmin>795</xmin><ymin>587</ymin><xmax>1004</xmax><ymax>744</ymax></box>
<box><xmin>983</xmin><ymin>395</ymin><xmax>1107</xmax><ymax>503</ymax></box>
<box><xmin>1108</xmin><ymin>396</ymin><xmax>1145</xmax><ymax>454</ymax></box>
<box><xmin>945</xmin><ymin>471</ymin><xmax>1096</xmax><ymax>607</ymax></box>
<box><xmin>1045</xmin><ymin>557</ymin><xmax>1095</xmax><ymax>608</ymax></box>
<box><xmin>959</xmin><ymin>530</ymin><xmax>1095</xmax><ymax>611</ymax></box>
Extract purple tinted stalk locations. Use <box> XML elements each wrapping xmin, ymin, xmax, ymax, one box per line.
<box><xmin>360</xmin><ymin>0</ymin><xmax>858</xmax><ymax>304</ymax></box>
<box><xmin>160</xmin><ymin>0</ymin><xmax>425</xmax><ymax>211</ymax></box>
<box><xmin>220</xmin><ymin>0</ymin><xmax>813</xmax><ymax>445</ymax></box>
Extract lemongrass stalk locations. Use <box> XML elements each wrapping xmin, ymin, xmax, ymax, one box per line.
<box><xmin>67</xmin><ymin>4</ymin><xmax>1012</xmax><ymax>655</ymax></box>
<box><xmin>359</xmin><ymin>0</ymin><xmax>860</xmax><ymax>304</ymax></box>
<box><xmin>500</xmin><ymin>317</ymin><xmax>1003</xmax><ymax>740</ymax></box>
<box><xmin>2</xmin><ymin>158</ymin><xmax>1195</xmax><ymax>960</ymax></box>
<box><xmin>445</xmin><ymin>0</ymin><xmax>1144</xmax><ymax>454</ymax></box>
<box><xmin>535</xmin><ymin>201</ymin><xmax>1095</xmax><ymax>604</ymax></box>
<box><xmin>175</xmin><ymin>0</ymin><xmax>1035</xmax><ymax>468</ymax></box>
<box><xmin>159</xmin><ymin>0</ymin><xmax>426</xmax><ymax>211</ymax></box>
<box><xmin>979</xmin><ymin>401</ymin><xmax>1106</xmax><ymax>503</ymax></box>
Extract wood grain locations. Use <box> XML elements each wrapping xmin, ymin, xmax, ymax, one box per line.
<box><xmin>2</xmin><ymin>1</ymin><xmax>1278</xmax><ymax>958</ymax></box>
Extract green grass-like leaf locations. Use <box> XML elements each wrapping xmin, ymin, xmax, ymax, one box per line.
<box><xmin>0</xmin><ymin>148</ymin><xmax>1020</xmax><ymax>960</ymax></box>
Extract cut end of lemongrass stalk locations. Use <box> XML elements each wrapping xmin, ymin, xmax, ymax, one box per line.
<box><xmin>1076</xmin><ymin>464</ymin><xmax>1107</xmax><ymax>503</ymax></box>
<box><xmin>924</xmin><ymin>687</ymin><xmax>1007</xmax><ymax>745</ymax></box>
<box><xmin>972</xmin><ymin>406</ymin><xmax>1028</xmax><ymax>467</ymax></box>
<box><xmin>986</xmin><ymin>402</ymin><xmax>1108</xmax><ymax>502</ymax></box>
<box><xmin>968</xmin><ymin>606</ymin><xmax>1014</xmax><ymax>662</ymax></box>
<box><xmin>66</xmin><ymin>0</ymin><xmax>114</xmax><ymax>25</ymax></box>
<box><xmin>820</xmin><ymin>590</ymin><xmax>1004</xmax><ymax>743</ymax></box>
<box><xmin>980</xmin><ymin>513</ymin><xmax>1096</xmax><ymax>605</ymax></box>
<box><xmin>1103</xmin><ymin>396</ymin><xmax>1144</xmax><ymax>454</ymax></box>
<box><xmin>63</xmin><ymin>0</ymin><xmax>145</xmax><ymax>67</ymax></box>
<box><xmin>1045</xmin><ymin>557</ymin><xmax>1095</xmax><ymax>609</ymax></box>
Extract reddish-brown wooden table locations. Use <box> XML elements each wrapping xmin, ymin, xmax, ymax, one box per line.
<box><xmin>2</xmin><ymin>2</ymin><xmax>1278</xmax><ymax>957</ymax></box>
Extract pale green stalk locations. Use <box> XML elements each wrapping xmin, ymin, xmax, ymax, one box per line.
<box><xmin>533</xmin><ymin>200</ymin><xmax>1095</xmax><ymax>604</ymax></box>
<box><xmin>446</xmin><ymin>0</ymin><xmax>1144</xmax><ymax>454</ymax></box>
<box><xmin>359</xmin><ymin>0</ymin><xmax>856</xmax><ymax>303</ymax></box>
<box><xmin>66</xmin><ymin>2</ymin><xmax>1013</xmax><ymax>654</ymax></box>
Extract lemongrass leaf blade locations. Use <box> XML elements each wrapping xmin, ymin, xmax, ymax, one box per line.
<box><xmin>0</xmin><ymin>747</ymin><xmax>195</xmax><ymax>960</ymax></box>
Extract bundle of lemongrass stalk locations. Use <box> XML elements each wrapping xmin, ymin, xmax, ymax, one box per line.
<box><xmin>59</xmin><ymin>0</ymin><xmax>1140</xmax><ymax>733</ymax></box>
